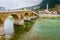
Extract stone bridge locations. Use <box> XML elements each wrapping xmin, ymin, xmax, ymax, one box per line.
<box><xmin>0</xmin><ymin>10</ymin><xmax>38</xmax><ymax>27</ymax></box>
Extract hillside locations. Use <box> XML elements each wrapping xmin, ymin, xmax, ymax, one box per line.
<box><xmin>0</xmin><ymin>6</ymin><xmax>6</xmax><ymax>10</ymax></box>
<box><xmin>40</xmin><ymin>0</ymin><xmax>58</xmax><ymax>9</ymax></box>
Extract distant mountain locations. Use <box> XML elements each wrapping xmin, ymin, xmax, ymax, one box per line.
<box><xmin>40</xmin><ymin>0</ymin><xmax>58</xmax><ymax>9</ymax></box>
<box><xmin>0</xmin><ymin>6</ymin><xmax>6</xmax><ymax>10</ymax></box>
<box><xmin>25</xmin><ymin>4</ymin><xmax>40</xmax><ymax>10</ymax></box>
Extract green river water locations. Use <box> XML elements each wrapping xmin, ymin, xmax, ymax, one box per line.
<box><xmin>11</xmin><ymin>17</ymin><xmax>60</xmax><ymax>40</ymax></box>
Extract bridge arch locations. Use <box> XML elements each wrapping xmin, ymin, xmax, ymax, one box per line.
<box><xmin>4</xmin><ymin>16</ymin><xmax>14</xmax><ymax>35</ymax></box>
<box><xmin>24</xmin><ymin>13</ymin><xmax>28</xmax><ymax>16</ymax></box>
<box><xmin>11</xmin><ymin>14</ymin><xmax>19</xmax><ymax>20</ymax></box>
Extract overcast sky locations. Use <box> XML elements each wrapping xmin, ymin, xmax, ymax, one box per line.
<box><xmin>0</xmin><ymin>0</ymin><xmax>42</xmax><ymax>9</ymax></box>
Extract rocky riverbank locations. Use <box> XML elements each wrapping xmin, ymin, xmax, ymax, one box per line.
<box><xmin>0</xmin><ymin>27</ymin><xmax>5</xmax><ymax>40</ymax></box>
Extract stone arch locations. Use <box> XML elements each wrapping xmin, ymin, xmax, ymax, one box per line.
<box><xmin>4</xmin><ymin>16</ymin><xmax>14</xmax><ymax>35</ymax></box>
<box><xmin>24</xmin><ymin>13</ymin><xmax>28</xmax><ymax>16</ymax></box>
<box><xmin>11</xmin><ymin>14</ymin><xmax>19</xmax><ymax>20</ymax></box>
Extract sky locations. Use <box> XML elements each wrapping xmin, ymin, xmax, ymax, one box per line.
<box><xmin>0</xmin><ymin>0</ymin><xmax>42</xmax><ymax>9</ymax></box>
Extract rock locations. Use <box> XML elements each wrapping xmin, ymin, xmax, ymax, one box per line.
<box><xmin>0</xmin><ymin>27</ymin><xmax>4</xmax><ymax>36</ymax></box>
<box><xmin>14</xmin><ymin>19</ymin><xmax>24</xmax><ymax>25</ymax></box>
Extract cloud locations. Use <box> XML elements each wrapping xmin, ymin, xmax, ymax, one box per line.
<box><xmin>0</xmin><ymin>0</ymin><xmax>42</xmax><ymax>9</ymax></box>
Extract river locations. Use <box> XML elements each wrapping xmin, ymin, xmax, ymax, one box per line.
<box><xmin>10</xmin><ymin>17</ymin><xmax>60</xmax><ymax>40</ymax></box>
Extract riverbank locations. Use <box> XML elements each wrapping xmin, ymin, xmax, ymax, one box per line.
<box><xmin>0</xmin><ymin>27</ymin><xmax>5</xmax><ymax>40</ymax></box>
<box><xmin>39</xmin><ymin>15</ymin><xmax>60</xmax><ymax>20</ymax></box>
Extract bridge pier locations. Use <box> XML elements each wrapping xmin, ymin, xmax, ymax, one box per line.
<box><xmin>24</xmin><ymin>16</ymin><xmax>31</xmax><ymax>21</ymax></box>
<box><xmin>14</xmin><ymin>19</ymin><xmax>24</xmax><ymax>25</ymax></box>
